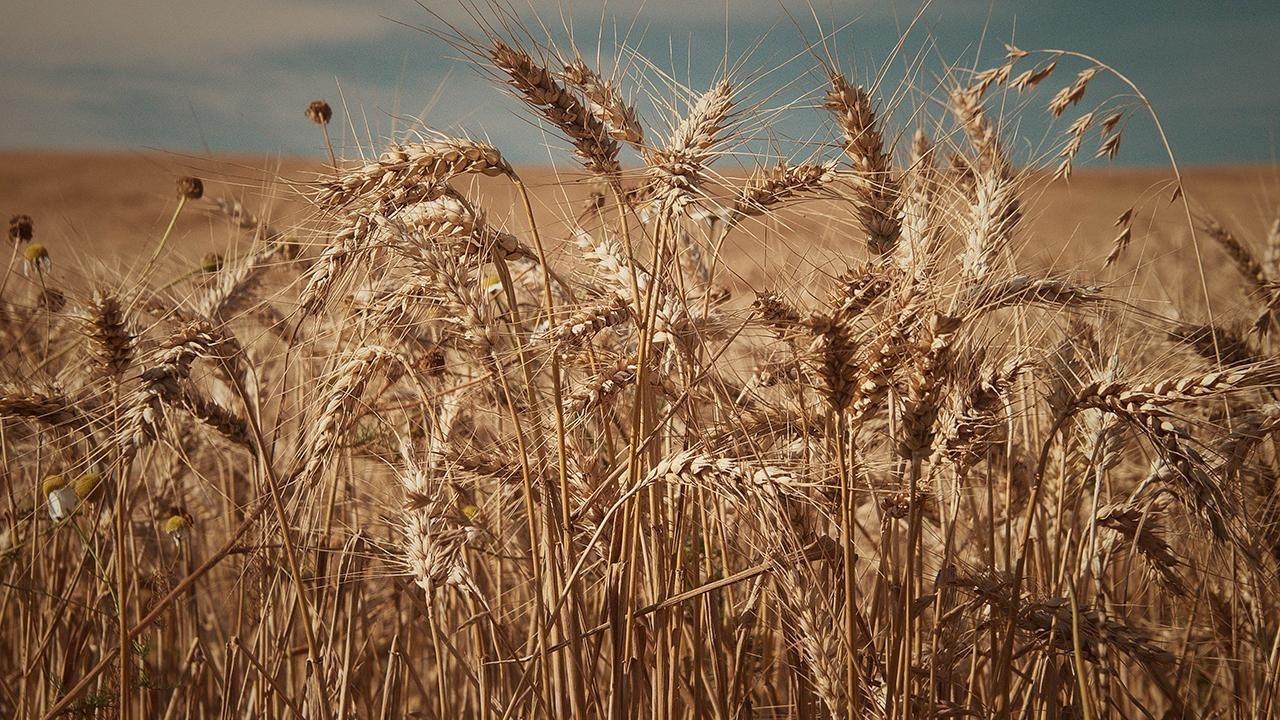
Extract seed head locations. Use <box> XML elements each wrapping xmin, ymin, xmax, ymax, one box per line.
<box><xmin>9</xmin><ymin>214</ymin><xmax>33</xmax><ymax>244</ymax></box>
<box><xmin>23</xmin><ymin>243</ymin><xmax>50</xmax><ymax>273</ymax></box>
<box><xmin>73</xmin><ymin>472</ymin><xmax>102</xmax><ymax>500</ymax></box>
<box><xmin>306</xmin><ymin>99</ymin><xmax>333</xmax><ymax>125</ymax></box>
<box><xmin>43</xmin><ymin>474</ymin><xmax>77</xmax><ymax>521</ymax></box>
<box><xmin>163</xmin><ymin>508</ymin><xmax>193</xmax><ymax>542</ymax></box>
<box><xmin>177</xmin><ymin>176</ymin><xmax>204</xmax><ymax>200</ymax></box>
<box><xmin>41</xmin><ymin>474</ymin><xmax>68</xmax><ymax>496</ymax></box>
<box><xmin>163</xmin><ymin>514</ymin><xmax>188</xmax><ymax>534</ymax></box>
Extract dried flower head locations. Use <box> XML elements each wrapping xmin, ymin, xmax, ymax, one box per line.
<box><xmin>42</xmin><ymin>474</ymin><xmax>76</xmax><ymax>521</ymax></box>
<box><xmin>73</xmin><ymin>472</ymin><xmax>102</xmax><ymax>501</ymax></box>
<box><xmin>177</xmin><ymin>176</ymin><xmax>204</xmax><ymax>201</ymax></box>
<box><xmin>306</xmin><ymin>99</ymin><xmax>333</xmax><ymax>125</ymax></box>
<box><xmin>9</xmin><ymin>214</ymin><xmax>33</xmax><ymax>244</ymax></box>
<box><xmin>41</xmin><ymin>474</ymin><xmax>68</xmax><ymax>496</ymax></box>
<box><xmin>23</xmin><ymin>243</ymin><xmax>50</xmax><ymax>274</ymax></box>
<box><xmin>163</xmin><ymin>509</ymin><xmax>193</xmax><ymax>544</ymax></box>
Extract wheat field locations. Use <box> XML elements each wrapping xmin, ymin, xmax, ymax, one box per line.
<box><xmin>4</xmin><ymin>12</ymin><xmax>1280</xmax><ymax>720</ymax></box>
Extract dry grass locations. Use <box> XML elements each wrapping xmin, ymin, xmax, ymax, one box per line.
<box><xmin>3</xmin><ymin>13</ymin><xmax>1280</xmax><ymax>720</ymax></box>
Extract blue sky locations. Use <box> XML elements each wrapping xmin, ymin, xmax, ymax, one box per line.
<box><xmin>3</xmin><ymin>1</ymin><xmax>1278</xmax><ymax>167</ymax></box>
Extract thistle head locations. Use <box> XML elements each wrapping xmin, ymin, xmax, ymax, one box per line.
<box><xmin>306</xmin><ymin>99</ymin><xmax>333</xmax><ymax>125</ymax></box>
<box><xmin>177</xmin><ymin>176</ymin><xmax>204</xmax><ymax>201</ymax></box>
<box><xmin>9</xmin><ymin>214</ymin><xmax>33</xmax><ymax>244</ymax></box>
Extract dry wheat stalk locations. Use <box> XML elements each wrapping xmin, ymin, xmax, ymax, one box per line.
<box><xmin>647</xmin><ymin>81</ymin><xmax>734</xmax><ymax>213</ymax></box>
<box><xmin>315</xmin><ymin>139</ymin><xmax>510</xmax><ymax>209</ymax></box>
<box><xmin>491</xmin><ymin>40</ymin><xmax>620</xmax><ymax>177</ymax></box>
<box><xmin>120</xmin><ymin>322</ymin><xmax>235</xmax><ymax>465</ymax></box>
<box><xmin>550</xmin><ymin>296</ymin><xmax>632</xmax><ymax>348</ymax></box>
<box><xmin>295</xmin><ymin>346</ymin><xmax>406</xmax><ymax>492</ymax></box>
<box><xmin>85</xmin><ymin>290</ymin><xmax>135</xmax><ymax>380</ymax></box>
<box><xmin>561</xmin><ymin>58</ymin><xmax>644</xmax><ymax>148</ymax></box>
<box><xmin>1096</xmin><ymin>499</ymin><xmax>1188</xmax><ymax>596</ymax></box>
<box><xmin>825</xmin><ymin>72</ymin><xmax>901</xmax><ymax>255</ymax></box>
<box><xmin>178</xmin><ymin>385</ymin><xmax>254</xmax><ymax>450</ymax></box>
<box><xmin>728</xmin><ymin>162</ymin><xmax>833</xmax><ymax>226</ymax></box>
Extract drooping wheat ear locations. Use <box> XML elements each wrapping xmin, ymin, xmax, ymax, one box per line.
<box><xmin>296</xmin><ymin>346</ymin><xmax>405</xmax><ymax>492</ymax></box>
<box><xmin>964</xmin><ymin>275</ymin><xmax>1102</xmax><ymax>314</ymax></box>
<box><xmin>939</xmin><ymin>358</ymin><xmax>1028</xmax><ymax>471</ymax></box>
<box><xmin>948</xmin><ymin>571</ymin><xmax>1177</xmax><ymax>676</ymax></box>
<box><xmin>832</xmin><ymin>263</ymin><xmax>894</xmax><ymax>319</ymax></box>
<box><xmin>1220</xmin><ymin>403</ymin><xmax>1280</xmax><ymax>475</ymax></box>
<box><xmin>1096</xmin><ymin>499</ymin><xmax>1188</xmax><ymax>597</ymax></box>
<box><xmin>774</xmin><ymin>570</ymin><xmax>847</xmax><ymax>717</ymax></box>
<box><xmin>898</xmin><ymin>313</ymin><xmax>962</xmax><ymax>457</ymax></box>
<box><xmin>647</xmin><ymin>80</ymin><xmax>735</xmax><ymax>213</ymax></box>
<box><xmin>1197</xmin><ymin>216</ymin><xmax>1272</xmax><ymax>299</ymax></box>
<box><xmin>399</xmin><ymin>448</ymin><xmax>479</xmax><ymax>598</ymax></box>
<box><xmin>178</xmin><ymin>385</ymin><xmax>253</xmax><ymax>450</ymax></box>
<box><xmin>490</xmin><ymin>40</ymin><xmax>620</xmax><ymax>177</ymax></box>
<box><xmin>644</xmin><ymin>449</ymin><xmax>803</xmax><ymax>511</ymax></box>
<box><xmin>120</xmin><ymin>322</ymin><xmax>233</xmax><ymax>465</ymax></box>
<box><xmin>1167</xmin><ymin>322</ymin><xmax>1257</xmax><ymax>367</ymax></box>
<box><xmin>0</xmin><ymin>384</ymin><xmax>91</xmax><ymax>433</ymax></box>
<box><xmin>86</xmin><ymin>290</ymin><xmax>135</xmax><ymax>381</ymax></box>
<box><xmin>362</xmin><ymin>275</ymin><xmax>445</xmax><ymax>339</ymax></box>
<box><xmin>805</xmin><ymin>311</ymin><xmax>859</xmax><ymax>411</ymax></box>
<box><xmin>300</xmin><ymin>183</ymin><xmax>446</xmax><ymax>315</ymax></box>
<box><xmin>410</xmin><ymin>247</ymin><xmax>498</xmax><ymax>362</ymax></box>
<box><xmin>561</xmin><ymin>58</ymin><xmax>644</xmax><ymax>148</ymax></box>
<box><xmin>752</xmin><ymin>291</ymin><xmax>809</xmax><ymax>341</ymax></box>
<box><xmin>1074</xmin><ymin>376</ymin><xmax>1241</xmax><ymax>540</ymax></box>
<box><xmin>1142</xmin><ymin>441</ymin><xmax>1235</xmax><ymax>543</ymax></box>
<box><xmin>392</xmin><ymin>193</ymin><xmax>531</xmax><ymax>262</ymax></box>
<box><xmin>728</xmin><ymin>162</ymin><xmax>834</xmax><ymax>226</ymax></box>
<box><xmin>1073</xmin><ymin>404</ymin><xmax>1126</xmax><ymax>479</ymax></box>
<box><xmin>1076</xmin><ymin>365</ymin><xmax>1274</xmax><ymax>413</ymax></box>
<box><xmin>196</xmin><ymin>242</ymin><xmax>284</xmax><ymax>323</ymax></box>
<box><xmin>847</xmin><ymin>301</ymin><xmax>926</xmax><ymax>422</ymax></box>
<box><xmin>567</xmin><ymin>358</ymin><xmax>638</xmax><ymax>417</ymax></box>
<box><xmin>315</xmin><ymin>139</ymin><xmax>510</xmax><ymax>210</ymax></box>
<box><xmin>825</xmin><ymin>72</ymin><xmax>901</xmax><ymax>256</ymax></box>
<box><xmin>549</xmin><ymin>296</ymin><xmax>632</xmax><ymax>348</ymax></box>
